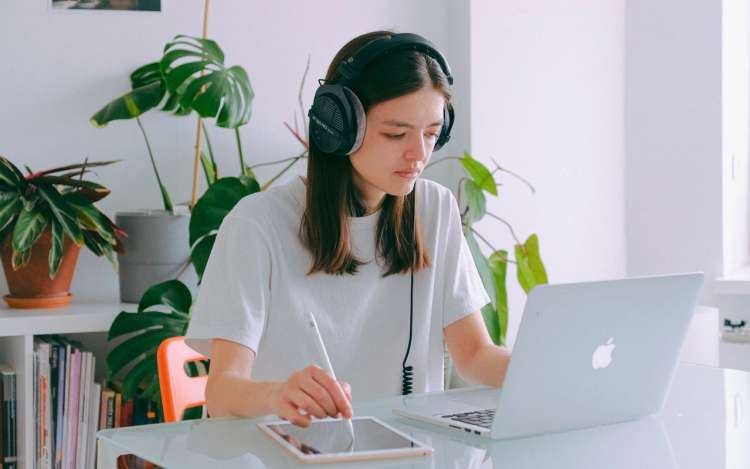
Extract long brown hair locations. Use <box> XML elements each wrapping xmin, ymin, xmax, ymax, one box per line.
<box><xmin>301</xmin><ymin>31</ymin><xmax>452</xmax><ymax>277</ymax></box>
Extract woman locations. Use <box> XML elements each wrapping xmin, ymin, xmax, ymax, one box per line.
<box><xmin>185</xmin><ymin>31</ymin><xmax>511</xmax><ymax>428</ymax></box>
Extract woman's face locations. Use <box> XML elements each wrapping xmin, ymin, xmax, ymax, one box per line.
<box><xmin>349</xmin><ymin>86</ymin><xmax>446</xmax><ymax>214</ymax></box>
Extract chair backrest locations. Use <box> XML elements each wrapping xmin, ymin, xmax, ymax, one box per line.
<box><xmin>157</xmin><ymin>336</ymin><xmax>208</xmax><ymax>423</ymax></box>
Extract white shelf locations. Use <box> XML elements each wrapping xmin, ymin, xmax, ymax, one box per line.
<box><xmin>0</xmin><ymin>300</ymin><xmax>136</xmax><ymax>469</ymax></box>
<box><xmin>0</xmin><ymin>300</ymin><xmax>136</xmax><ymax>337</ymax></box>
<box><xmin>716</xmin><ymin>266</ymin><xmax>750</xmax><ymax>294</ymax></box>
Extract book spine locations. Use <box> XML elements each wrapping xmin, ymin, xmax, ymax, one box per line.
<box><xmin>66</xmin><ymin>350</ymin><xmax>81</xmax><ymax>469</ymax></box>
<box><xmin>54</xmin><ymin>345</ymin><xmax>66</xmax><ymax>469</ymax></box>
<box><xmin>85</xmin><ymin>383</ymin><xmax>101</xmax><ymax>469</ymax></box>
<box><xmin>75</xmin><ymin>352</ymin><xmax>90</xmax><ymax>469</ymax></box>
<box><xmin>49</xmin><ymin>344</ymin><xmax>59</xmax><ymax>469</ymax></box>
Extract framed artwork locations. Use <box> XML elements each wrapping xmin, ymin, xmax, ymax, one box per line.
<box><xmin>51</xmin><ymin>0</ymin><xmax>161</xmax><ymax>11</ymax></box>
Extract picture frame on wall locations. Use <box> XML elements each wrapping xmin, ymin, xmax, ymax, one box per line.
<box><xmin>50</xmin><ymin>0</ymin><xmax>161</xmax><ymax>11</ymax></box>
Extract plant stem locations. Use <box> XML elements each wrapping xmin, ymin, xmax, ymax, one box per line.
<box><xmin>249</xmin><ymin>155</ymin><xmax>307</xmax><ymax>170</ymax></box>
<box><xmin>490</xmin><ymin>157</ymin><xmax>536</xmax><ymax>194</ymax></box>
<box><xmin>202</xmin><ymin>125</ymin><xmax>217</xmax><ymax>172</ymax></box>
<box><xmin>235</xmin><ymin>128</ymin><xmax>248</xmax><ymax>176</ymax></box>
<box><xmin>484</xmin><ymin>212</ymin><xmax>522</xmax><ymax>246</ymax></box>
<box><xmin>261</xmin><ymin>152</ymin><xmax>307</xmax><ymax>191</ymax></box>
<box><xmin>471</xmin><ymin>227</ymin><xmax>518</xmax><ymax>265</ymax></box>
<box><xmin>136</xmin><ymin>117</ymin><xmax>172</xmax><ymax>212</ymax></box>
<box><xmin>424</xmin><ymin>156</ymin><xmax>463</xmax><ymax>170</ymax></box>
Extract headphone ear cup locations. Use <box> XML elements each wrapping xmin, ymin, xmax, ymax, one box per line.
<box><xmin>434</xmin><ymin>102</ymin><xmax>454</xmax><ymax>152</ymax></box>
<box><xmin>342</xmin><ymin>87</ymin><xmax>366</xmax><ymax>155</ymax></box>
<box><xmin>308</xmin><ymin>84</ymin><xmax>360</xmax><ymax>155</ymax></box>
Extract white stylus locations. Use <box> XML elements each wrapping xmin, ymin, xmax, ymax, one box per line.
<box><xmin>307</xmin><ymin>311</ymin><xmax>355</xmax><ymax>444</ymax></box>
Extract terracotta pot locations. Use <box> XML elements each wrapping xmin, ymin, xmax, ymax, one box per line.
<box><xmin>0</xmin><ymin>227</ymin><xmax>80</xmax><ymax>308</ymax></box>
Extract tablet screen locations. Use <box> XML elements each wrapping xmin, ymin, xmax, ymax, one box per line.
<box><xmin>264</xmin><ymin>417</ymin><xmax>417</xmax><ymax>455</ymax></box>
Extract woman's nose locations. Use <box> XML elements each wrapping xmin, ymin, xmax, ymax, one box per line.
<box><xmin>405</xmin><ymin>135</ymin><xmax>429</xmax><ymax>161</ymax></box>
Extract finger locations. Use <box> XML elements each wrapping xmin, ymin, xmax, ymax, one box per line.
<box><xmin>311</xmin><ymin>368</ymin><xmax>353</xmax><ymax>418</ymax></box>
<box><xmin>281</xmin><ymin>402</ymin><xmax>312</xmax><ymax>428</ymax></box>
<box><xmin>289</xmin><ymin>389</ymin><xmax>327</xmax><ymax>419</ymax></box>
<box><xmin>340</xmin><ymin>381</ymin><xmax>353</xmax><ymax>402</ymax></box>
<box><xmin>300</xmin><ymin>378</ymin><xmax>339</xmax><ymax>417</ymax></box>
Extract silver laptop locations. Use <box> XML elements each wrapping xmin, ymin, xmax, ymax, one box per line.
<box><xmin>393</xmin><ymin>272</ymin><xmax>704</xmax><ymax>440</ymax></box>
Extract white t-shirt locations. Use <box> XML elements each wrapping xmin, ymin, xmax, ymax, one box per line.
<box><xmin>185</xmin><ymin>176</ymin><xmax>490</xmax><ymax>400</ymax></box>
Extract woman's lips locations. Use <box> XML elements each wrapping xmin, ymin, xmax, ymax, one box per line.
<box><xmin>395</xmin><ymin>170</ymin><xmax>419</xmax><ymax>179</ymax></box>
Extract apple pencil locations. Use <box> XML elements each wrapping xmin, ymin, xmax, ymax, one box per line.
<box><xmin>306</xmin><ymin>311</ymin><xmax>355</xmax><ymax>443</ymax></box>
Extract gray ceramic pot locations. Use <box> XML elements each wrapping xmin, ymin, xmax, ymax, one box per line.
<box><xmin>115</xmin><ymin>209</ymin><xmax>195</xmax><ymax>303</ymax></box>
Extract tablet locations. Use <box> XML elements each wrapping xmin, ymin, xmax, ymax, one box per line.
<box><xmin>257</xmin><ymin>416</ymin><xmax>433</xmax><ymax>464</ymax></box>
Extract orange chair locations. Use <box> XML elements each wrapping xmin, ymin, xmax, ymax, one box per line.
<box><xmin>157</xmin><ymin>336</ymin><xmax>209</xmax><ymax>423</ymax></box>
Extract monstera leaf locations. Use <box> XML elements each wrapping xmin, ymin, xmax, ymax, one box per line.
<box><xmin>189</xmin><ymin>176</ymin><xmax>260</xmax><ymax>281</ymax></box>
<box><xmin>161</xmin><ymin>35</ymin><xmax>254</xmax><ymax>128</ymax></box>
<box><xmin>106</xmin><ymin>280</ymin><xmax>192</xmax><ymax>403</ymax></box>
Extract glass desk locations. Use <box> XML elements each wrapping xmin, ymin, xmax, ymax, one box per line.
<box><xmin>97</xmin><ymin>363</ymin><xmax>750</xmax><ymax>468</ymax></box>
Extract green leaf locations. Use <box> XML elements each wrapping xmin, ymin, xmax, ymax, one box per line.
<box><xmin>106</xmin><ymin>328</ymin><xmax>179</xmax><ymax>376</ymax></box>
<box><xmin>464</xmin><ymin>180</ymin><xmax>486</xmax><ymax>224</ymax></box>
<box><xmin>36</xmin><ymin>185</ymin><xmax>84</xmax><ymax>246</ymax></box>
<box><xmin>108</xmin><ymin>310</ymin><xmax>188</xmax><ymax>340</ymax></box>
<box><xmin>160</xmin><ymin>35</ymin><xmax>253</xmax><ymax>129</ymax></box>
<box><xmin>120</xmin><ymin>354</ymin><xmax>158</xmax><ymax>401</ymax></box>
<box><xmin>464</xmin><ymin>230</ymin><xmax>497</xmax><ymax>308</ymax></box>
<box><xmin>0</xmin><ymin>192</ymin><xmax>21</xmax><ymax>233</ymax></box>
<box><xmin>138</xmin><ymin>279</ymin><xmax>193</xmax><ymax>315</ymax></box>
<box><xmin>64</xmin><ymin>192</ymin><xmax>116</xmax><ymax>244</ymax></box>
<box><xmin>48</xmin><ymin>218</ymin><xmax>64</xmax><ymax>279</ymax></box>
<box><xmin>11</xmin><ymin>248</ymin><xmax>31</xmax><ymax>270</ymax></box>
<box><xmin>480</xmin><ymin>304</ymin><xmax>500</xmax><ymax>345</ymax></box>
<box><xmin>0</xmin><ymin>157</ymin><xmax>24</xmax><ymax>188</ymax></box>
<box><xmin>460</xmin><ymin>152</ymin><xmax>497</xmax><ymax>196</ymax></box>
<box><xmin>12</xmin><ymin>205</ymin><xmax>47</xmax><ymax>252</ymax></box>
<box><xmin>515</xmin><ymin>234</ymin><xmax>548</xmax><ymax>293</ymax></box>
<box><xmin>30</xmin><ymin>160</ymin><xmax>120</xmax><ymax>177</ymax></box>
<box><xmin>190</xmin><ymin>236</ymin><xmax>215</xmax><ymax>284</ymax></box>
<box><xmin>90</xmin><ymin>81</ymin><xmax>166</xmax><ymax>127</ymax></box>
<box><xmin>189</xmin><ymin>177</ymin><xmax>256</xmax><ymax>280</ymax></box>
<box><xmin>488</xmin><ymin>250</ymin><xmax>509</xmax><ymax>345</ymax></box>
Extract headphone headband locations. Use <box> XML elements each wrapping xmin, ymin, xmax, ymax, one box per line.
<box><xmin>336</xmin><ymin>33</ymin><xmax>453</xmax><ymax>86</ymax></box>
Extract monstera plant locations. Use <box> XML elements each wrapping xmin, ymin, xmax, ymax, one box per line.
<box><xmin>90</xmin><ymin>34</ymin><xmax>255</xmax><ymax>211</ymax></box>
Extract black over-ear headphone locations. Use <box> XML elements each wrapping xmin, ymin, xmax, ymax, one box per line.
<box><xmin>308</xmin><ymin>32</ymin><xmax>455</xmax><ymax>156</ymax></box>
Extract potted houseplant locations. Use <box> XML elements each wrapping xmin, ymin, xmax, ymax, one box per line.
<box><xmin>91</xmin><ymin>34</ymin><xmax>254</xmax><ymax>303</ymax></box>
<box><xmin>0</xmin><ymin>156</ymin><xmax>124</xmax><ymax>308</ymax></box>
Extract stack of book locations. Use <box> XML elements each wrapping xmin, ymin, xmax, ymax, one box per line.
<box><xmin>1</xmin><ymin>363</ymin><xmax>17</xmax><ymax>469</ymax></box>
<box><xmin>33</xmin><ymin>337</ymin><xmax>101</xmax><ymax>469</ymax></box>
<box><xmin>32</xmin><ymin>336</ymin><xmax>159</xmax><ymax>469</ymax></box>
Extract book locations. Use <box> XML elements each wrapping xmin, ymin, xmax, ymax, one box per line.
<box><xmin>75</xmin><ymin>352</ymin><xmax>90</xmax><ymax>469</ymax></box>
<box><xmin>85</xmin><ymin>383</ymin><xmax>101</xmax><ymax>469</ymax></box>
<box><xmin>60</xmin><ymin>342</ymin><xmax>73</xmax><ymax>469</ymax></box>
<box><xmin>53</xmin><ymin>342</ymin><xmax>66</xmax><ymax>469</ymax></box>
<box><xmin>0</xmin><ymin>363</ymin><xmax>17</xmax><ymax>469</ymax></box>
<box><xmin>114</xmin><ymin>393</ymin><xmax>122</xmax><ymax>428</ymax></box>
<box><xmin>99</xmin><ymin>390</ymin><xmax>115</xmax><ymax>430</ymax></box>
<box><xmin>35</xmin><ymin>340</ymin><xmax>53</xmax><ymax>469</ymax></box>
<box><xmin>65</xmin><ymin>350</ymin><xmax>81</xmax><ymax>469</ymax></box>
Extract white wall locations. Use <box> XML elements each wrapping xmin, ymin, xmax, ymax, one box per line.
<box><xmin>0</xmin><ymin>0</ymin><xmax>469</xmax><ymax>300</ymax></box>
<box><xmin>470</xmin><ymin>0</ymin><xmax>627</xmax><ymax>347</ymax></box>
<box><xmin>625</xmin><ymin>0</ymin><xmax>724</xmax><ymax>307</ymax></box>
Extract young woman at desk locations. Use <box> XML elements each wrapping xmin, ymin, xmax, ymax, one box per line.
<box><xmin>185</xmin><ymin>31</ymin><xmax>512</xmax><ymax>428</ymax></box>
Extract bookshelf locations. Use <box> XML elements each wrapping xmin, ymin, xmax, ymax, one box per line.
<box><xmin>0</xmin><ymin>300</ymin><xmax>135</xmax><ymax>469</ymax></box>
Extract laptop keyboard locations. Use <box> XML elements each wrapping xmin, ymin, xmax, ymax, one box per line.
<box><xmin>442</xmin><ymin>409</ymin><xmax>495</xmax><ymax>428</ymax></box>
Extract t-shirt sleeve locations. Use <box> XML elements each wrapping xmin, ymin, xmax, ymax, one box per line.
<box><xmin>441</xmin><ymin>190</ymin><xmax>492</xmax><ymax>328</ymax></box>
<box><xmin>185</xmin><ymin>213</ymin><xmax>272</xmax><ymax>358</ymax></box>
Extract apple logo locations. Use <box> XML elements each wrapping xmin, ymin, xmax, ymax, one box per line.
<box><xmin>592</xmin><ymin>337</ymin><xmax>616</xmax><ymax>370</ymax></box>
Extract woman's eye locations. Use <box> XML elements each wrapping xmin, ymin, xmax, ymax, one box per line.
<box><xmin>384</xmin><ymin>133</ymin><xmax>405</xmax><ymax>140</ymax></box>
<box><xmin>425</xmin><ymin>133</ymin><xmax>439</xmax><ymax>139</ymax></box>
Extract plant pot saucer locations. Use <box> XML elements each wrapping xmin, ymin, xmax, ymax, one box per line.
<box><xmin>3</xmin><ymin>293</ymin><xmax>74</xmax><ymax>309</ymax></box>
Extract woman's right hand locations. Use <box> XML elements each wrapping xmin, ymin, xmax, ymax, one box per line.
<box><xmin>272</xmin><ymin>364</ymin><xmax>353</xmax><ymax>427</ymax></box>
